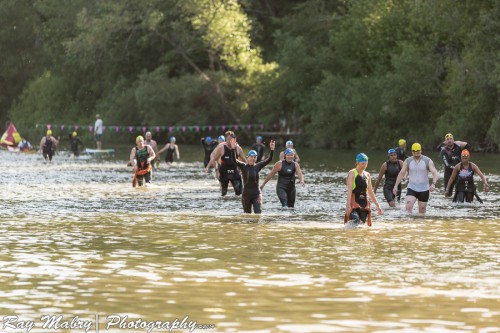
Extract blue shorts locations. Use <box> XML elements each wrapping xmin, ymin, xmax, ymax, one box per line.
<box><xmin>406</xmin><ymin>188</ymin><xmax>430</xmax><ymax>202</ymax></box>
<box><xmin>95</xmin><ymin>134</ymin><xmax>102</xmax><ymax>141</ymax></box>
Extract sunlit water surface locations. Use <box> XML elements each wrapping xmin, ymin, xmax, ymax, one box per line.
<box><xmin>0</xmin><ymin>147</ymin><xmax>498</xmax><ymax>333</ymax></box>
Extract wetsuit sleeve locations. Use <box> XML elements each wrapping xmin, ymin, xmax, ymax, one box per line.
<box><xmin>256</xmin><ymin>150</ymin><xmax>274</xmax><ymax>172</ymax></box>
<box><xmin>230</xmin><ymin>147</ymin><xmax>245</xmax><ymax>168</ymax></box>
<box><xmin>440</xmin><ymin>149</ymin><xmax>452</xmax><ymax>169</ymax></box>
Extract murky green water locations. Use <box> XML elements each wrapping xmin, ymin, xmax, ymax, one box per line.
<box><xmin>0</xmin><ymin>146</ymin><xmax>498</xmax><ymax>333</ymax></box>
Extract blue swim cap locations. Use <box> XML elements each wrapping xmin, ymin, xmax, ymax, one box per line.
<box><xmin>218</xmin><ymin>135</ymin><xmax>225</xmax><ymax>142</ymax></box>
<box><xmin>356</xmin><ymin>153</ymin><xmax>368</xmax><ymax>162</ymax></box>
<box><xmin>286</xmin><ymin>140</ymin><xmax>293</xmax><ymax>147</ymax></box>
<box><xmin>257</xmin><ymin>136</ymin><xmax>262</xmax><ymax>142</ymax></box>
<box><xmin>285</xmin><ymin>148</ymin><xmax>294</xmax><ymax>155</ymax></box>
<box><xmin>388</xmin><ymin>148</ymin><xmax>396</xmax><ymax>155</ymax></box>
<box><xmin>170</xmin><ymin>136</ymin><xmax>176</xmax><ymax>142</ymax></box>
<box><xmin>247</xmin><ymin>150</ymin><xmax>258</xmax><ymax>157</ymax></box>
<box><xmin>205</xmin><ymin>136</ymin><xmax>212</xmax><ymax>143</ymax></box>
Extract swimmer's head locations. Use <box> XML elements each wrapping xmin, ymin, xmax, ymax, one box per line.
<box><xmin>247</xmin><ymin>150</ymin><xmax>258</xmax><ymax>158</ymax></box>
<box><xmin>46</xmin><ymin>130</ymin><xmax>52</xmax><ymax>136</ymax></box>
<box><xmin>205</xmin><ymin>136</ymin><xmax>212</xmax><ymax>143</ymax></box>
<box><xmin>356</xmin><ymin>153</ymin><xmax>368</xmax><ymax>163</ymax></box>
<box><xmin>411</xmin><ymin>143</ymin><xmax>422</xmax><ymax>152</ymax></box>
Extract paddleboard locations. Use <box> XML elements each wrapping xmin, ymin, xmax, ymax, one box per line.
<box><xmin>85</xmin><ymin>148</ymin><xmax>115</xmax><ymax>154</ymax></box>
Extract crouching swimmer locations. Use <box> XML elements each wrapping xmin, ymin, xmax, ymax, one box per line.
<box><xmin>345</xmin><ymin>153</ymin><xmax>382</xmax><ymax>226</ymax></box>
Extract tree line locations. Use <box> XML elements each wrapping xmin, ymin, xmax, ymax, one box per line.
<box><xmin>1</xmin><ymin>0</ymin><xmax>499</xmax><ymax>150</ymax></box>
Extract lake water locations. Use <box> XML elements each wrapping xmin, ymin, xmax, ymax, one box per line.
<box><xmin>0</xmin><ymin>145</ymin><xmax>498</xmax><ymax>333</ymax></box>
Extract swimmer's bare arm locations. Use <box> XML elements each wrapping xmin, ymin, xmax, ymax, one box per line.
<box><xmin>393</xmin><ymin>160</ymin><xmax>409</xmax><ymax>195</ymax></box>
<box><xmin>445</xmin><ymin>165</ymin><xmax>460</xmax><ymax>196</ymax></box>
<box><xmin>428</xmin><ymin>159</ymin><xmax>439</xmax><ymax>192</ymax></box>
<box><xmin>129</xmin><ymin>147</ymin><xmax>137</xmax><ymax>170</ymax></box>
<box><xmin>295</xmin><ymin>162</ymin><xmax>305</xmax><ymax>186</ymax></box>
<box><xmin>366</xmin><ymin>173</ymin><xmax>382</xmax><ymax>215</ymax></box>
<box><xmin>345</xmin><ymin>170</ymin><xmax>354</xmax><ymax>217</ymax></box>
<box><xmin>374</xmin><ymin>162</ymin><xmax>387</xmax><ymax>193</ymax></box>
<box><xmin>147</xmin><ymin>146</ymin><xmax>156</xmax><ymax>162</ymax></box>
<box><xmin>260</xmin><ymin>161</ymin><xmax>281</xmax><ymax>190</ymax></box>
<box><xmin>205</xmin><ymin>144</ymin><xmax>224</xmax><ymax>172</ymax></box>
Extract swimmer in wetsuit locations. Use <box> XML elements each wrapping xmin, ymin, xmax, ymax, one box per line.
<box><xmin>261</xmin><ymin>148</ymin><xmax>305</xmax><ymax>208</ymax></box>
<box><xmin>130</xmin><ymin>135</ymin><xmax>156</xmax><ymax>187</ymax></box>
<box><xmin>201</xmin><ymin>136</ymin><xmax>218</xmax><ymax>168</ymax></box>
<box><xmin>229</xmin><ymin>137</ymin><xmax>275</xmax><ymax>213</ymax></box>
<box><xmin>444</xmin><ymin>149</ymin><xmax>490</xmax><ymax>203</ymax></box>
<box><xmin>345</xmin><ymin>153</ymin><xmax>382</xmax><ymax>226</ymax></box>
<box><xmin>374</xmin><ymin>148</ymin><xmax>404</xmax><ymax>207</ymax></box>
<box><xmin>158</xmin><ymin>136</ymin><xmax>180</xmax><ymax>165</ymax></box>
<box><xmin>205</xmin><ymin>131</ymin><xmax>245</xmax><ymax>196</ymax></box>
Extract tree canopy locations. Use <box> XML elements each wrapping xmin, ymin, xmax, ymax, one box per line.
<box><xmin>1</xmin><ymin>0</ymin><xmax>499</xmax><ymax>150</ymax></box>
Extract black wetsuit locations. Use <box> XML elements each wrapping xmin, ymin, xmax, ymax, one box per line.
<box><xmin>135</xmin><ymin>146</ymin><xmax>151</xmax><ymax>185</ymax></box>
<box><xmin>440</xmin><ymin>143</ymin><xmax>463</xmax><ymax>196</ymax></box>
<box><xmin>251</xmin><ymin>142</ymin><xmax>266</xmax><ymax>162</ymax></box>
<box><xmin>231</xmin><ymin>149</ymin><xmax>273</xmax><ymax>213</ymax></box>
<box><xmin>70</xmin><ymin>136</ymin><xmax>83</xmax><ymax>156</ymax></box>
<box><xmin>42</xmin><ymin>137</ymin><xmax>55</xmax><ymax>161</ymax></box>
<box><xmin>201</xmin><ymin>139</ymin><xmax>218</xmax><ymax>168</ymax></box>
<box><xmin>395</xmin><ymin>147</ymin><xmax>407</xmax><ymax>161</ymax></box>
<box><xmin>350</xmin><ymin>169</ymin><xmax>369</xmax><ymax>223</ymax></box>
<box><xmin>165</xmin><ymin>146</ymin><xmax>176</xmax><ymax>163</ymax></box>
<box><xmin>453</xmin><ymin>163</ymin><xmax>475</xmax><ymax>203</ymax></box>
<box><xmin>219</xmin><ymin>145</ymin><xmax>242</xmax><ymax>196</ymax></box>
<box><xmin>383</xmin><ymin>160</ymin><xmax>401</xmax><ymax>202</ymax></box>
<box><xmin>276</xmin><ymin>159</ymin><xmax>297</xmax><ymax>208</ymax></box>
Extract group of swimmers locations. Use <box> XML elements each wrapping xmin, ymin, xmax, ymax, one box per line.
<box><xmin>40</xmin><ymin>127</ymin><xmax>491</xmax><ymax>223</ymax></box>
<box><xmin>346</xmin><ymin>134</ymin><xmax>490</xmax><ymax>225</ymax></box>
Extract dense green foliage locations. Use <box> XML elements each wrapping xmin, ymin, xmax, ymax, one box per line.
<box><xmin>1</xmin><ymin>0</ymin><xmax>499</xmax><ymax>150</ymax></box>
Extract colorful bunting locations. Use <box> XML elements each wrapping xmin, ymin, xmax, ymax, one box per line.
<box><xmin>36</xmin><ymin>123</ymin><xmax>266</xmax><ymax>134</ymax></box>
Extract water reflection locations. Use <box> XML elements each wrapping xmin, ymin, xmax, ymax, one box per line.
<box><xmin>0</xmin><ymin>149</ymin><xmax>498</xmax><ymax>332</ymax></box>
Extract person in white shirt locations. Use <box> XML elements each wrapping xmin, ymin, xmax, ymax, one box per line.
<box><xmin>94</xmin><ymin>114</ymin><xmax>103</xmax><ymax>149</ymax></box>
<box><xmin>393</xmin><ymin>143</ymin><xmax>439</xmax><ymax>214</ymax></box>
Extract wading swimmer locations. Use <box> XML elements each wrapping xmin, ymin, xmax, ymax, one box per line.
<box><xmin>205</xmin><ymin>131</ymin><xmax>245</xmax><ymax>196</ymax></box>
<box><xmin>374</xmin><ymin>148</ymin><xmax>404</xmax><ymax>207</ymax></box>
<box><xmin>201</xmin><ymin>136</ymin><xmax>218</xmax><ymax>169</ymax></box>
<box><xmin>345</xmin><ymin>153</ymin><xmax>382</xmax><ymax>226</ymax></box>
<box><xmin>158</xmin><ymin>136</ymin><xmax>180</xmax><ymax>166</ymax></box>
<box><xmin>393</xmin><ymin>143</ymin><xmax>439</xmax><ymax>214</ymax></box>
<box><xmin>229</xmin><ymin>136</ymin><xmax>275</xmax><ymax>213</ymax></box>
<box><xmin>69</xmin><ymin>131</ymin><xmax>84</xmax><ymax>157</ymax></box>
<box><xmin>439</xmin><ymin>133</ymin><xmax>469</xmax><ymax>196</ymax></box>
<box><xmin>144</xmin><ymin>131</ymin><xmax>160</xmax><ymax>169</ymax></box>
<box><xmin>395</xmin><ymin>139</ymin><xmax>408</xmax><ymax>161</ymax></box>
<box><xmin>279</xmin><ymin>140</ymin><xmax>300</xmax><ymax>163</ymax></box>
<box><xmin>251</xmin><ymin>136</ymin><xmax>266</xmax><ymax>162</ymax></box>
<box><xmin>39</xmin><ymin>129</ymin><xmax>59</xmax><ymax>163</ymax></box>
<box><xmin>130</xmin><ymin>136</ymin><xmax>155</xmax><ymax>187</ymax></box>
<box><xmin>444</xmin><ymin>149</ymin><xmax>490</xmax><ymax>203</ymax></box>
<box><xmin>260</xmin><ymin>148</ymin><xmax>305</xmax><ymax>208</ymax></box>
